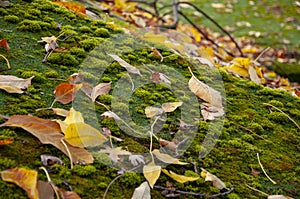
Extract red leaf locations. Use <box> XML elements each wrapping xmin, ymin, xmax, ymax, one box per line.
<box><xmin>0</xmin><ymin>39</ymin><xmax>10</xmax><ymax>50</ymax></box>
<box><xmin>54</xmin><ymin>83</ymin><xmax>82</xmax><ymax>105</ymax></box>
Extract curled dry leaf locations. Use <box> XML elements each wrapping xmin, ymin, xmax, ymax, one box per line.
<box><xmin>131</xmin><ymin>181</ymin><xmax>151</xmax><ymax>199</ymax></box>
<box><xmin>53</xmin><ymin>83</ymin><xmax>82</xmax><ymax>105</ymax></box>
<box><xmin>1</xmin><ymin>168</ymin><xmax>38</xmax><ymax>199</ymax></box>
<box><xmin>150</xmin><ymin>71</ymin><xmax>171</xmax><ymax>84</ymax></box>
<box><xmin>188</xmin><ymin>74</ymin><xmax>222</xmax><ymax>108</ymax></box>
<box><xmin>200</xmin><ymin>168</ymin><xmax>227</xmax><ymax>190</ymax></box>
<box><xmin>108</xmin><ymin>54</ymin><xmax>142</xmax><ymax>76</ymax></box>
<box><xmin>162</xmin><ymin>169</ymin><xmax>199</xmax><ymax>183</ymax></box>
<box><xmin>152</xmin><ymin>149</ymin><xmax>188</xmax><ymax>165</ymax></box>
<box><xmin>0</xmin><ymin>75</ymin><xmax>34</xmax><ymax>94</ymax></box>
<box><xmin>52</xmin><ymin>108</ymin><xmax>70</xmax><ymax>117</ymax></box>
<box><xmin>41</xmin><ymin>154</ymin><xmax>65</xmax><ymax>166</ymax></box>
<box><xmin>143</xmin><ymin>161</ymin><xmax>161</xmax><ymax>189</ymax></box>
<box><xmin>90</xmin><ymin>82</ymin><xmax>111</xmax><ymax>102</ymax></box>
<box><xmin>201</xmin><ymin>103</ymin><xmax>225</xmax><ymax>121</ymax></box>
<box><xmin>0</xmin><ymin>115</ymin><xmax>93</xmax><ymax>164</ymax></box>
<box><xmin>0</xmin><ymin>39</ymin><xmax>10</xmax><ymax>50</ymax></box>
<box><xmin>162</xmin><ymin>102</ymin><xmax>183</xmax><ymax>112</ymax></box>
<box><xmin>99</xmin><ymin>146</ymin><xmax>131</xmax><ymax>163</ymax></box>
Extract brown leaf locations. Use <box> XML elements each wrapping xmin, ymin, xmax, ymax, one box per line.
<box><xmin>200</xmin><ymin>103</ymin><xmax>225</xmax><ymax>121</ymax></box>
<box><xmin>108</xmin><ymin>54</ymin><xmax>142</xmax><ymax>76</ymax></box>
<box><xmin>251</xmin><ymin>168</ymin><xmax>260</xmax><ymax>177</ymax></box>
<box><xmin>159</xmin><ymin>138</ymin><xmax>177</xmax><ymax>150</ymax></box>
<box><xmin>68</xmin><ymin>73</ymin><xmax>84</xmax><ymax>84</ymax></box>
<box><xmin>188</xmin><ymin>75</ymin><xmax>222</xmax><ymax>108</ymax></box>
<box><xmin>1</xmin><ymin>168</ymin><xmax>38</xmax><ymax>199</ymax></box>
<box><xmin>0</xmin><ymin>115</ymin><xmax>93</xmax><ymax>164</ymax></box>
<box><xmin>91</xmin><ymin>82</ymin><xmax>111</xmax><ymax>102</ymax></box>
<box><xmin>53</xmin><ymin>83</ymin><xmax>82</xmax><ymax>105</ymax></box>
<box><xmin>37</xmin><ymin>180</ymin><xmax>54</xmax><ymax>199</ymax></box>
<box><xmin>58</xmin><ymin>188</ymin><xmax>81</xmax><ymax>199</ymax></box>
<box><xmin>150</xmin><ymin>72</ymin><xmax>171</xmax><ymax>84</ymax></box>
<box><xmin>0</xmin><ymin>75</ymin><xmax>34</xmax><ymax>94</ymax></box>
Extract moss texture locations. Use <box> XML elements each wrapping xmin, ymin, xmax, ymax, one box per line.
<box><xmin>0</xmin><ymin>0</ymin><xmax>299</xmax><ymax>199</ymax></box>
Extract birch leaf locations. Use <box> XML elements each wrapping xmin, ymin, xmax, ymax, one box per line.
<box><xmin>91</xmin><ymin>82</ymin><xmax>111</xmax><ymax>102</ymax></box>
<box><xmin>108</xmin><ymin>54</ymin><xmax>141</xmax><ymax>75</ymax></box>
<box><xmin>0</xmin><ymin>75</ymin><xmax>34</xmax><ymax>94</ymax></box>
<box><xmin>131</xmin><ymin>181</ymin><xmax>151</xmax><ymax>199</ymax></box>
<box><xmin>188</xmin><ymin>75</ymin><xmax>222</xmax><ymax>108</ymax></box>
<box><xmin>1</xmin><ymin>168</ymin><xmax>38</xmax><ymax>199</ymax></box>
<box><xmin>162</xmin><ymin>169</ymin><xmax>199</xmax><ymax>183</ymax></box>
<box><xmin>200</xmin><ymin>168</ymin><xmax>226</xmax><ymax>189</ymax></box>
<box><xmin>161</xmin><ymin>102</ymin><xmax>183</xmax><ymax>112</ymax></box>
<box><xmin>152</xmin><ymin>149</ymin><xmax>188</xmax><ymax>165</ymax></box>
<box><xmin>143</xmin><ymin>161</ymin><xmax>161</xmax><ymax>189</ymax></box>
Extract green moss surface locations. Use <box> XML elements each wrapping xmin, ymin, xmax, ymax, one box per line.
<box><xmin>0</xmin><ymin>0</ymin><xmax>299</xmax><ymax>199</ymax></box>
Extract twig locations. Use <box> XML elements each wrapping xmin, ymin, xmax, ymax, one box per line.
<box><xmin>256</xmin><ymin>153</ymin><xmax>277</xmax><ymax>184</ymax></box>
<box><xmin>127</xmin><ymin>73</ymin><xmax>135</xmax><ymax>91</ymax></box>
<box><xmin>103</xmin><ymin>174</ymin><xmax>123</xmax><ymax>199</ymax></box>
<box><xmin>160</xmin><ymin>0</ymin><xmax>179</xmax><ymax>29</ymax></box>
<box><xmin>95</xmin><ymin>100</ymin><xmax>111</xmax><ymax>111</ymax></box>
<box><xmin>39</xmin><ymin>167</ymin><xmax>60</xmax><ymax>199</ymax></box>
<box><xmin>254</xmin><ymin>47</ymin><xmax>271</xmax><ymax>62</ymax></box>
<box><xmin>245</xmin><ymin>184</ymin><xmax>269</xmax><ymax>196</ymax></box>
<box><xmin>154</xmin><ymin>186</ymin><xmax>234</xmax><ymax>197</ymax></box>
<box><xmin>0</xmin><ymin>54</ymin><xmax>11</xmax><ymax>69</ymax></box>
<box><xmin>177</xmin><ymin>2</ymin><xmax>243</xmax><ymax>57</ymax></box>
<box><xmin>263</xmin><ymin>102</ymin><xmax>300</xmax><ymax>131</ymax></box>
<box><xmin>60</xmin><ymin>138</ymin><xmax>74</xmax><ymax>169</ymax></box>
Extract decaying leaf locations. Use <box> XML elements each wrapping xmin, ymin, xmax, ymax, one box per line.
<box><xmin>101</xmin><ymin>111</ymin><xmax>121</xmax><ymax>120</ymax></box>
<box><xmin>90</xmin><ymin>82</ymin><xmax>111</xmax><ymax>102</ymax></box>
<box><xmin>0</xmin><ymin>39</ymin><xmax>10</xmax><ymax>50</ymax></box>
<box><xmin>143</xmin><ymin>161</ymin><xmax>161</xmax><ymax>189</ymax></box>
<box><xmin>108</xmin><ymin>54</ymin><xmax>142</xmax><ymax>76</ymax></box>
<box><xmin>99</xmin><ymin>146</ymin><xmax>131</xmax><ymax>163</ymax></box>
<box><xmin>68</xmin><ymin>73</ymin><xmax>84</xmax><ymax>84</ymax></box>
<box><xmin>52</xmin><ymin>108</ymin><xmax>70</xmax><ymax>117</ymax></box>
<box><xmin>201</xmin><ymin>103</ymin><xmax>225</xmax><ymax>121</ymax></box>
<box><xmin>268</xmin><ymin>195</ymin><xmax>294</xmax><ymax>199</ymax></box>
<box><xmin>0</xmin><ymin>137</ymin><xmax>14</xmax><ymax>145</ymax></box>
<box><xmin>1</xmin><ymin>168</ymin><xmax>38</xmax><ymax>199</ymax></box>
<box><xmin>53</xmin><ymin>1</ymin><xmax>86</xmax><ymax>15</ymax></box>
<box><xmin>53</xmin><ymin>83</ymin><xmax>82</xmax><ymax>105</ymax></box>
<box><xmin>37</xmin><ymin>180</ymin><xmax>54</xmax><ymax>199</ymax></box>
<box><xmin>159</xmin><ymin>138</ymin><xmax>177</xmax><ymax>151</ymax></box>
<box><xmin>188</xmin><ymin>74</ymin><xmax>222</xmax><ymax>108</ymax></box>
<box><xmin>161</xmin><ymin>102</ymin><xmax>183</xmax><ymax>113</ymax></box>
<box><xmin>152</xmin><ymin>149</ymin><xmax>188</xmax><ymax>165</ymax></box>
<box><xmin>131</xmin><ymin>181</ymin><xmax>151</xmax><ymax>199</ymax></box>
<box><xmin>194</xmin><ymin>57</ymin><xmax>215</xmax><ymax>68</ymax></box>
<box><xmin>0</xmin><ymin>115</ymin><xmax>93</xmax><ymax>164</ymax></box>
<box><xmin>162</xmin><ymin>169</ymin><xmax>199</xmax><ymax>183</ymax></box>
<box><xmin>0</xmin><ymin>75</ymin><xmax>34</xmax><ymax>94</ymax></box>
<box><xmin>64</xmin><ymin>122</ymin><xmax>107</xmax><ymax>148</ymax></box>
<box><xmin>200</xmin><ymin>168</ymin><xmax>226</xmax><ymax>190</ymax></box>
<box><xmin>145</xmin><ymin>106</ymin><xmax>164</xmax><ymax>118</ymax></box>
<box><xmin>150</xmin><ymin>71</ymin><xmax>171</xmax><ymax>84</ymax></box>
<box><xmin>40</xmin><ymin>154</ymin><xmax>65</xmax><ymax>166</ymax></box>
<box><xmin>129</xmin><ymin>155</ymin><xmax>145</xmax><ymax>166</ymax></box>
<box><xmin>57</xmin><ymin>188</ymin><xmax>82</xmax><ymax>199</ymax></box>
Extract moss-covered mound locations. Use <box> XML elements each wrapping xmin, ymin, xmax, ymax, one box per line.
<box><xmin>0</xmin><ymin>1</ymin><xmax>299</xmax><ymax>198</ymax></box>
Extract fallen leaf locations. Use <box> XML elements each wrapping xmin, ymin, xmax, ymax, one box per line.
<box><xmin>108</xmin><ymin>54</ymin><xmax>142</xmax><ymax>76</ymax></box>
<box><xmin>57</xmin><ymin>107</ymin><xmax>84</xmax><ymax>133</ymax></box>
<box><xmin>57</xmin><ymin>188</ymin><xmax>82</xmax><ymax>199</ymax></box>
<box><xmin>99</xmin><ymin>146</ymin><xmax>131</xmax><ymax>163</ymax></box>
<box><xmin>68</xmin><ymin>73</ymin><xmax>84</xmax><ymax>84</ymax></box>
<box><xmin>65</xmin><ymin>122</ymin><xmax>107</xmax><ymax>148</ymax></box>
<box><xmin>80</xmin><ymin>82</ymin><xmax>93</xmax><ymax>98</ymax></box>
<box><xmin>40</xmin><ymin>155</ymin><xmax>65</xmax><ymax>166</ymax></box>
<box><xmin>91</xmin><ymin>82</ymin><xmax>111</xmax><ymax>102</ymax></box>
<box><xmin>223</xmin><ymin>57</ymin><xmax>250</xmax><ymax>77</ymax></box>
<box><xmin>131</xmin><ymin>181</ymin><xmax>151</xmax><ymax>199</ymax></box>
<box><xmin>248</xmin><ymin>65</ymin><xmax>261</xmax><ymax>84</ymax></box>
<box><xmin>161</xmin><ymin>102</ymin><xmax>183</xmax><ymax>112</ymax></box>
<box><xmin>1</xmin><ymin>168</ymin><xmax>38</xmax><ymax>199</ymax></box>
<box><xmin>200</xmin><ymin>168</ymin><xmax>226</xmax><ymax>189</ymax></box>
<box><xmin>0</xmin><ymin>137</ymin><xmax>14</xmax><ymax>145</ymax></box>
<box><xmin>0</xmin><ymin>39</ymin><xmax>10</xmax><ymax>50</ymax></box>
<box><xmin>162</xmin><ymin>169</ymin><xmax>199</xmax><ymax>183</ymax></box>
<box><xmin>159</xmin><ymin>138</ymin><xmax>177</xmax><ymax>151</ymax></box>
<box><xmin>52</xmin><ymin>108</ymin><xmax>70</xmax><ymax>117</ymax></box>
<box><xmin>150</xmin><ymin>71</ymin><xmax>171</xmax><ymax>84</ymax></box>
<box><xmin>188</xmin><ymin>74</ymin><xmax>222</xmax><ymax>108</ymax></box>
<box><xmin>152</xmin><ymin>149</ymin><xmax>188</xmax><ymax>165</ymax></box>
<box><xmin>0</xmin><ymin>115</ymin><xmax>93</xmax><ymax>164</ymax></box>
<box><xmin>194</xmin><ymin>57</ymin><xmax>215</xmax><ymax>68</ymax></box>
<box><xmin>143</xmin><ymin>161</ymin><xmax>161</xmax><ymax>189</ymax></box>
<box><xmin>37</xmin><ymin>180</ymin><xmax>54</xmax><ymax>199</ymax></box>
<box><xmin>53</xmin><ymin>83</ymin><xmax>82</xmax><ymax>105</ymax></box>
<box><xmin>268</xmin><ymin>195</ymin><xmax>294</xmax><ymax>199</ymax></box>
<box><xmin>145</xmin><ymin>106</ymin><xmax>164</xmax><ymax>118</ymax></box>
<box><xmin>129</xmin><ymin>155</ymin><xmax>145</xmax><ymax>166</ymax></box>
<box><xmin>251</xmin><ymin>168</ymin><xmax>260</xmax><ymax>176</ymax></box>
<box><xmin>0</xmin><ymin>75</ymin><xmax>34</xmax><ymax>94</ymax></box>
<box><xmin>151</xmin><ymin>47</ymin><xmax>163</xmax><ymax>62</ymax></box>
<box><xmin>101</xmin><ymin>111</ymin><xmax>121</xmax><ymax>120</ymax></box>
<box><xmin>200</xmin><ymin>103</ymin><xmax>225</xmax><ymax>121</ymax></box>
<box><xmin>115</xmin><ymin>0</ymin><xmax>136</xmax><ymax>12</ymax></box>
<box><xmin>53</xmin><ymin>1</ymin><xmax>86</xmax><ymax>15</ymax></box>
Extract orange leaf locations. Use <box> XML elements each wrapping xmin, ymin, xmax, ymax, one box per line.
<box><xmin>0</xmin><ymin>115</ymin><xmax>93</xmax><ymax>164</ymax></box>
<box><xmin>0</xmin><ymin>39</ymin><xmax>10</xmax><ymax>50</ymax></box>
<box><xmin>0</xmin><ymin>137</ymin><xmax>14</xmax><ymax>145</ymax></box>
<box><xmin>1</xmin><ymin>168</ymin><xmax>38</xmax><ymax>199</ymax></box>
<box><xmin>54</xmin><ymin>83</ymin><xmax>82</xmax><ymax>105</ymax></box>
<box><xmin>53</xmin><ymin>2</ymin><xmax>86</xmax><ymax>15</ymax></box>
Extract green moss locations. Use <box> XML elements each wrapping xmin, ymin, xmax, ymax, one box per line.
<box><xmin>17</xmin><ymin>19</ymin><xmax>51</xmax><ymax>32</ymax></box>
<box><xmin>72</xmin><ymin>165</ymin><xmax>97</xmax><ymax>177</ymax></box>
<box><xmin>4</xmin><ymin>15</ymin><xmax>20</xmax><ymax>23</ymax></box>
<box><xmin>16</xmin><ymin>70</ymin><xmax>46</xmax><ymax>82</ymax></box>
<box><xmin>70</xmin><ymin>47</ymin><xmax>87</xmax><ymax>58</ymax></box>
<box><xmin>79</xmin><ymin>37</ymin><xmax>105</xmax><ymax>51</ymax></box>
<box><xmin>79</xmin><ymin>25</ymin><xmax>92</xmax><ymax>33</ymax></box>
<box><xmin>45</xmin><ymin>70</ymin><xmax>59</xmax><ymax>78</ymax></box>
<box><xmin>47</xmin><ymin>53</ymin><xmax>79</xmax><ymax>67</ymax></box>
<box><xmin>94</xmin><ymin>28</ymin><xmax>110</xmax><ymax>38</ymax></box>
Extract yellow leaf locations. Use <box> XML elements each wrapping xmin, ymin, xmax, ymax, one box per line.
<box><xmin>143</xmin><ymin>161</ymin><xmax>161</xmax><ymax>189</ymax></box>
<box><xmin>145</xmin><ymin>106</ymin><xmax>164</xmax><ymax>118</ymax></box>
<box><xmin>162</xmin><ymin>169</ymin><xmax>199</xmax><ymax>183</ymax></box>
<box><xmin>57</xmin><ymin>107</ymin><xmax>85</xmax><ymax>133</ymax></box>
<box><xmin>201</xmin><ymin>168</ymin><xmax>227</xmax><ymax>189</ymax></box>
<box><xmin>115</xmin><ymin>0</ymin><xmax>136</xmax><ymax>12</ymax></box>
<box><xmin>65</xmin><ymin>122</ymin><xmax>107</xmax><ymax>148</ymax></box>
<box><xmin>248</xmin><ymin>65</ymin><xmax>261</xmax><ymax>84</ymax></box>
<box><xmin>161</xmin><ymin>102</ymin><xmax>183</xmax><ymax>113</ymax></box>
<box><xmin>1</xmin><ymin>168</ymin><xmax>38</xmax><ymax>199</ymax></box>
<box><xmin>152</xmin><ymin>149</ymin><xmax>188</xmax><ymax>165</ymax></box>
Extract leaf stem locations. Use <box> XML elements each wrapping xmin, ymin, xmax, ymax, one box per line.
<box><xmin>0</xmin><ymin>54</ymin><xmax>11</xmax><ymax>69</ymax></box>
<box><xmin>256</xmin><ymin>153</ymin><xmax>277</xmax><ymax>184</ymax></box>
<box><xmin>60</xmin><ymin>138</ymin><xmax>73</xmax><ymax>169</ymax></box>
<box><xmin>39</xmin><ymin>166</ymin><xmax>60</xmax><ymax>199</ymax></box>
